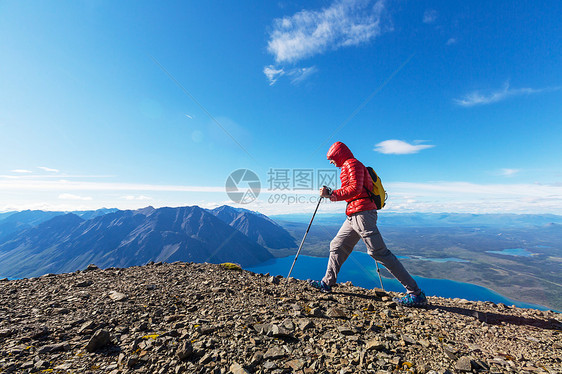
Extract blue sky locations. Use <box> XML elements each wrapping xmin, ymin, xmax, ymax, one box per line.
<box><xmin>1</xmin><ymin>0</ymin><xmax>561</xmax><ymax>215</ymax></box>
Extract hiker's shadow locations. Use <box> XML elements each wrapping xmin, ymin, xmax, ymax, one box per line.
<box><xmin>324</xmin><ymin>290</ymin><xmax>561</xmax><ymax>331</ymax></box>
<box><xmin>426</xmin><ymin>304</ymin><xmax>562</xmax><ymax>331</ymax></box>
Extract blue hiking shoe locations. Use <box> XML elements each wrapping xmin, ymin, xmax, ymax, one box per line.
<box><xmin>307</xmin><ymin>279</ymin><xmax>332</xmax><ymax>293</ymax></box>
<box><xmin>393</xmin><ymin>291</ymin><xmax>428</xmax><ymax>307</ymax></box>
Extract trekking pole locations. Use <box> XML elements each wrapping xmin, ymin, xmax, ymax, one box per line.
<box><xmin>286</xmin><ymin>189</ymin><xmax>327</xmax><ymax>280</ymax></box>
<box><xmin>374</xmin><ymin>261</ymin><xmax>385</xmax><ymax>291</ymax></box>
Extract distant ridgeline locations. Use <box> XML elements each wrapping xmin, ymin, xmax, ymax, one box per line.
<box><xmin>0</xmin><ymin>206</ymin><xmax>297</xmax><ymax>279</ymax></box>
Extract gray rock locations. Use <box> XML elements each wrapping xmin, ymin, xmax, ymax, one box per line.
<box><xmin>230</xmin><ymin>362</ymin><xmax>250</xmax><ymax>374</ymax></box>
<box><xmin>365</xmin><ymin>339</ymin><xmax>385</xmax><ymax>351</ymax></box>
<box><xmin>85</xmin><ymin>329</ymin><xmax>111</xmax><ymax>352</ymax></box>
<box><xmin>0</xmin><ymin>328</ymin><xmax>13</xmax><ymax>338</ymax></box>
<box><xmin>198</xmin><ymin>352</ymin><xmax>213</xmax><ymax>365</ymax></box>
<box><xmin>78</xmin><ymin>320</ymin><xmax>96</xmax><ymax>334</ymax></box>
<box><xmin>75</xmin><ymin>280</ymin><xmax>93</xmax><ymax>287</ymax></box>
<box><xmin>37</xmin><ymin>342</ymin><xmax>69</xmax><ymax>354</ymax></box>
<box><xmin>254</xmin><ymin>323</ymin><xmax>292</xmax><ymax>337</ymax></box>
<box><xmin>286</xmin><ymin>359</ymin><xmax>306</xmax><ymax>371</ymax></box>
<box><xmin>176</xmin><ymin>341</ymin><xmax>193</xmax><ymax>360</ymax></box>
<box><xmin>108</xmin><ymin>291</ymin><xmax>127</xmax><ymax>301</ymax></box>
<box><xmin>249</xmin><ymin>351</ymin><xmax>264</xmax><ymax>367</ymax></box>
<box><xmin>326</xmin><ymin>307</ymin><xmax>347</xmax><ymax>318</ymax></box>
<box><xmin>443</xmin><ymin>345</ymin><xmax>458</xmax><ymax>361</ymax></box>
<box><xmin>84</xmin><ymin>264</ymin><xmax>99</xmax><ymax>271</ymax></box>
<box><xmin>337</xmin><ymin>325</ymin><xmax>354</xmax><ymax>335</ymax></box>
<box><xmin>455</xmin><ymin>356</ymin><xmax>474</xmax><ymax>372</ymax></box>
<box><xmin>298</xmin><ymin>319</ymin><xmax>314</xmax><ymax>330</ymax></box>
<box><xmin>401</xmin><ymin>334</ymin><xmax>417</xmax><ymax>345</ymax></box>
<box><xmin>264</xmin><ymin>346</ymin><xmax>286</xmax><ymax>360</ymax></box>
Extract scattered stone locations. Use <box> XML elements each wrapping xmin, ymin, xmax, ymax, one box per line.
<box><xmin>0</xmin><ymin>261</ymin><xmax>558</xmax><ymax>374</ymax></box>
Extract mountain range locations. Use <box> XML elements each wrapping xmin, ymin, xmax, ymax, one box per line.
<box><xmin>0</xmin><ymin>206</ymin><xmax>296</xmax><ymax>279</ymax></box>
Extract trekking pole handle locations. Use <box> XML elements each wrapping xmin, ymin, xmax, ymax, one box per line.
<box><xmin>322</xmin><ymin>185</ymin><xmax>332</xmax><ymax>196</ymax></box>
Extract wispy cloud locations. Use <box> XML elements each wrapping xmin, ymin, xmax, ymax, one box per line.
<box><xmin>38</xmin><ymin>166</ymin><xmax>59</xmax><ymax>173</ymax></box>
<box><xmin>374</xmin><ymin>140</ymin><xmax>435</xmax><ymax>154</ymax></box>
<box><xmin>267</xmin><ymin>0</ymin><xmax>388</xmax><ymax>64</ymax></box>
<box><xmin>11</xmin><ymin>169</ymin><xmax>32</xmax><ymax>174</ymax></box>
<box><xmin>59</xmin><ymin>193</ymin><xmax>93</xmax><ymax>201</ymax></box>
<box><xmin>455</xmin><ymin>82</ymin><xmax>561</xmax><ymax>107</ymax></box>
<box><xmin>289</xmin><ymin>66</ymin><xmax>318</xmax><ymax>85</ymax></box>
<box><xmin>264</xmin><ymin>65</ymin><xmax>318</xmax><ymax>86</ymax></box>
<box><xmin>423</xmin><ymin>9</ymin><xmax>438</xmax><ymax>24</ymax></box>
<box><xmin>264</xmin><ymin>0</ymin><xmax>389</xmax><ymax>85</ymax></box>
<box><xmin>499</xmin><ymin>168</ymin><xmax>520</xmax><ymax>177</ymax></box>
<box><xmin>264</xmin><ymin>65</ymin><xmax>285</xmax><ymax>86</ymax></box>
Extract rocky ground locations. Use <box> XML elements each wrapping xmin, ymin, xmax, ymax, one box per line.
<box><xmin>0</xmin><ymin>261</ymin><xmax>560</xmax><ymax>374</ymax></box>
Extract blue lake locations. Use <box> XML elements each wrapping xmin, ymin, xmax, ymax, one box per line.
<box><xmin>397</xmin><ymin>256</ymin><xmax>469</xmax><ymax>263</ymax></box>
<box><xmin>248</xmin><ymin>252</ymin><xmax>556</xmax><ymax>312</ymax></box>
<box><xmin>486</xmin><ymin>248</ymin><xmax>535</xmax><ymax>257</ymax></box>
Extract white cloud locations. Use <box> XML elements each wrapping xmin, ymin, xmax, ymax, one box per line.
<box><xmin>499</xmin><ymin>168</ymin><xmax>520</xmax><ymax>177</ymax></box>
<box><xmin>11</xmin><ymin>169</ymin><xmax>32</xmax><ymax>174</ymax></box>
<box><xmin>264</xmin><ymin>65</ymin><xmax>285</xmax><ymax>86</ymax></box>
<box><xmin>446</xmin><ymin>38</ymin><xmax>457</xmax><ymax>45</ymax></box>
<box><xmin>423</xmin><ymin>9</ymin><xmax>438</xmax><ymax>24</ymax></box>
<box><xmin>122</xmin><ymin>195</ymin><xmax>152</xmax><ymax>201</ymax></box>
<box><xmin>59</xmin><ymin>193</ymin><xmax>93</xmax><ymax>201</ymax></box>
<box><xmin>374</xmin><ymin>140</ymin><xmax>435</xmax><ymax>154</ymax></box>
<box><xmin>384</xmin><ymin>181</ymin><xmax>562</xmax><ymax>214</ymax></box>
<box><xmin>38</xmin><ymin>166</ymin><xmax>59</xmax><ymax>173</ymax></box>
<box><xmin>455</xmin><ymin>82</ymin><xmax>561</xmax><ymax>107</ymax></box>
<box><xmin>266</xmin><ymin>0</ymin><xmax>388</xmax><ymax>64</ymax></box>
<box><xmin>0</xmin><ymin>179</ymin><xmax>225</xmax><ymax>193</ymax></box>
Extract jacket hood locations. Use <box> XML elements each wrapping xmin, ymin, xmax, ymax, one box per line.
<box><xmin>327</xmin><ymin>141</ymin><xmax>354</xmax><ymax>167</ymax></box>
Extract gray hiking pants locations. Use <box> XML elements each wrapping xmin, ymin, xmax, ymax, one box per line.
<box><xmin>322</xmin><ymin>210</ymin><xmax>421</xmax><ymax>295</ymax></box>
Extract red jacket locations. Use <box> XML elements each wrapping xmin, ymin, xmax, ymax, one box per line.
<box><xmin>327</xmin><ymin>141</ymin><xmax>378</xmax><ymax>216</ymax></box>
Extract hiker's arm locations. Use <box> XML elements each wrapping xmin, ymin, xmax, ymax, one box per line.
<box><xmin>330</xmin><ymin>160</ymin><xmax>364</xmax><ymax>201</ymax></box>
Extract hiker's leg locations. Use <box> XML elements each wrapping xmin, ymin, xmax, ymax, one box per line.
<box><xmin>322</xmin><ymin>217</ymin><xmax>361</xmax><ymax>287</ymax></box>
<box><xmin>351</xmin><ymin>210</ymin><xmax>421</xmax><ymax>295</ymax></box>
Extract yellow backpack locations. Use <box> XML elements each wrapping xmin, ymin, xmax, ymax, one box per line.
<box><xmin>365</xmin><ymin>166</ymin><xmax>387</xmax><ymax>209</ymax></box>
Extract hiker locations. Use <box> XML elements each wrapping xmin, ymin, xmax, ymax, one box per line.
<box><xmin>307</xmin><ymin>141</ymin><xmax>427</xmax><ymax>307</ymax></box>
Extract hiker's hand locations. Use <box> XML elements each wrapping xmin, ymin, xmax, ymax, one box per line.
<box><xmin>320</xmin><ymin>186</ymin><xmax>332</xmax><ymax>198</ymax></box>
